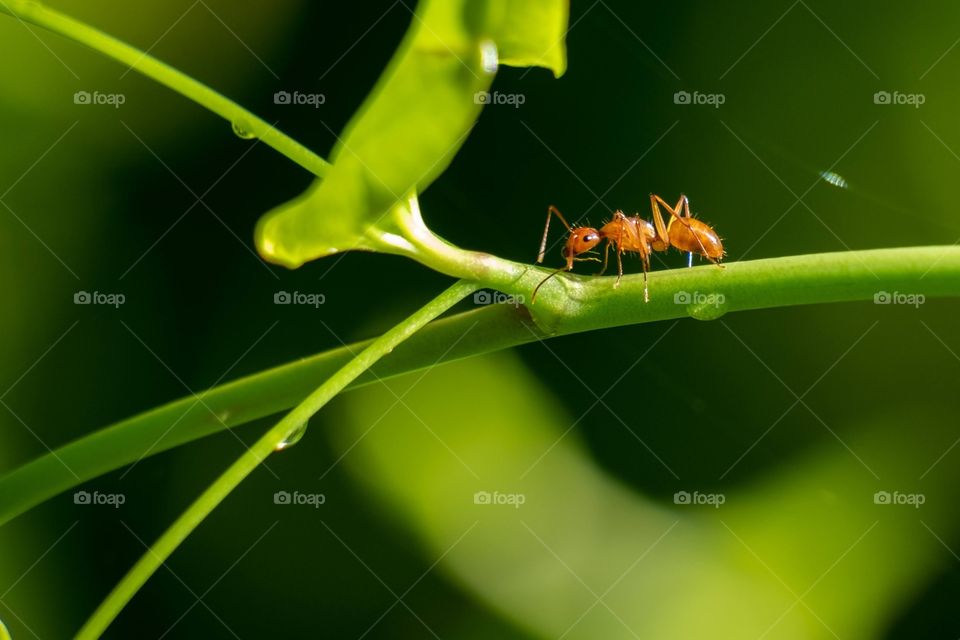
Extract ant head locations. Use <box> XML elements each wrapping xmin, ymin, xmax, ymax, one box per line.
<box><xmin>564</xmin><ymin>227</ymin><xmax>602</xmax><ymax>258</ymax></box>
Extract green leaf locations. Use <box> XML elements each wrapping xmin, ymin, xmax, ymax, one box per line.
<box><xmin>255</xmin><ymin>0</ymin><xmax>569</xmax><ymax>270</ymax></box>
<box><xmin>486</xmin><ymin>0</ymin><xmax>569</xmax><ymax>76</ymax></box>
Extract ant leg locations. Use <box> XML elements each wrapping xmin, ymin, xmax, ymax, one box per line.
<box><xmin>642</xmin><ymin>255</ymin><xmax>650</xmax><ymax>302</ymax></box>
<box><xmin>596</xmin><ymin>241</ymin><xmax>611</xmax><ymax>275</ymax></box>
<box><xmin>674</xmin><ymin>195</ymin><xmax>711</xmax><ymax>261</ymax></box>
<box><xmin>650</xmin><ymin>194</ymin><xmax>688</xmax><ymax>245</ymax></box>
<box><xmin>537</xmin><ymin>205</ymin><xmax>574</xmax><ymax>264</ymax></box>
<box><xmin>636</xmin><ymin>236</ymin><xmax>653</xmax><ymax>302</ymax></box>
<box><xmin>677</xmin><ymin>196</ymin><xmax>724</xmax><ymax>268</ymax></box>
<box><xmin>614</xmin><ymin>244</ymin><xmax>624</xmax><ymax>289</ymax></box>
<box><xmin>677</xmin><ymin>198</ymin><xmax>693</xmax><ymax>267</ymax></box>
<box><xmin>652</xmin><ymin>194</ymin><xmax>720</xmax><ymax>266</ymax></box>
<box><xmin>649</xmin><ymin>193</ymin><xmax>673</xmax><ymax>252</ymax></box>
<box><xmin>612</xmin><ymin>222</ymin><xmax>625</xmax><ymax>288</ymax></box>
<box><xmin>675</xmin><ymin>193</ymin><xmax>696</xmax><ymax>267</ymax></box>
<box><xmin>650</xmin><ymin>193</ymin><xmax>694</xmax><ymax>267</ymax></box>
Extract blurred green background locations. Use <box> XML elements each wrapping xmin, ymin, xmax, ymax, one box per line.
<box><xmin>2</xmin><ymin>1</ymin><xmax>959</xmax><ymax>637</ymax></box>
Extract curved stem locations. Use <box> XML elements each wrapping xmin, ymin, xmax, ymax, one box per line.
<box><xmin>75</xmin><ymin>280</ymin><xmax>479</xmax><ymax>639</ymax></box>
<box><xmin>3</xmin><ymin>246</ymin><xmax>959</xmax><ymax>528</ymax></box>
<box><xmin>0</xmin><ymin>0</ymin><xmax>331</xmax><ymax>177</ymax></box>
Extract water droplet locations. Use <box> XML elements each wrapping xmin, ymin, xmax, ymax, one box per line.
<box><xmin>480</xmin><ymin>40</ymin><xmax>499</xmax><ymax>74</ymax></box>
<box><xmin>231</xmin><ymin>120</ymin><xmax>256</xmax><ymax>140</ymax></box>
<box><xmin>686</xmin><ymin>292</ymin><xmax>728</xmax><ymax>321</ymax></box>
<box><xmin>275</xmin><ymin>422</ymin><xmax>308</xmax><ymax>451</ymax></box>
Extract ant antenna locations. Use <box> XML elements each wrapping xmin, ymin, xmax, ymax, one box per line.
<box><xmin>531</xmin><ymin>267</ymin><xmax>565</xmax><ymax>303</ymax></box>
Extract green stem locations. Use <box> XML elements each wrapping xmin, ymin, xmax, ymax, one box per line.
<box><xmin>75</xmin><ymin>279</ymin><xmax>479</xmax><ymax>640</ymax></box>
<box><xmin>0</xmin><ymin>0</ymin><xmax>331</xmax><ymax>177</ymax></box>
<box><xmin>3</xmin><ymin>246</ymin><xmax>959</xmax><ymax>528</ymax></box>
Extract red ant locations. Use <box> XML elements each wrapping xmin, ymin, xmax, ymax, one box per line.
<box><xmin>532</xmin><ymin>194</ymin><xmax>725</xmax><ymax>302</ymax></box>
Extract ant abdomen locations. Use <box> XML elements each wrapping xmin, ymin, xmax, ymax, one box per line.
<box><xmin>669</xmin><ymin>218</ymin><xmax>724</xmax><ymax>260</ymax></box>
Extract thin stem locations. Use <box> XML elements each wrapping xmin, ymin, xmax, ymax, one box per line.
<box><xmin>75</xmin><ymin>280</ymin><xmax>479</xmax><ymax>639</ymax></box>
<box><xmin>3</xmin><ymin>246</ymin><xmax>960</xmax><ymax>528</ymax></box>
<box><xmin>0</xmin><ymin>0</ymin><xmax>331</xmax><ymax>177</ymax></box>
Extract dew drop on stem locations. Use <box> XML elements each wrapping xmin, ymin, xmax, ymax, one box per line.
<box><xmin>231</xmin><ymin>120</ymin><xmax>257</xmax><ymax>140</ymax></box>
<box><xmin>275</xmin><ymin>421</ymin><xmax>308</xmax><ymax>451</ymax></box>
<box><xmin>686</xmin><ymin>294</ymin><xmax>728</xmax><ymax>321</ymax></box>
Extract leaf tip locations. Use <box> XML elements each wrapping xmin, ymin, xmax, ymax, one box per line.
<box><xmin>254</xmin><ymin>211</ymin><xmax>307</xmax><ymax>270</ymax></box>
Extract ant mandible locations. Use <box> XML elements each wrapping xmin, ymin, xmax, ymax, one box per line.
<box><xmin>532</xmin><ymin>194</ymin><xmax>725</xmax><ymax>303</ymax></box>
